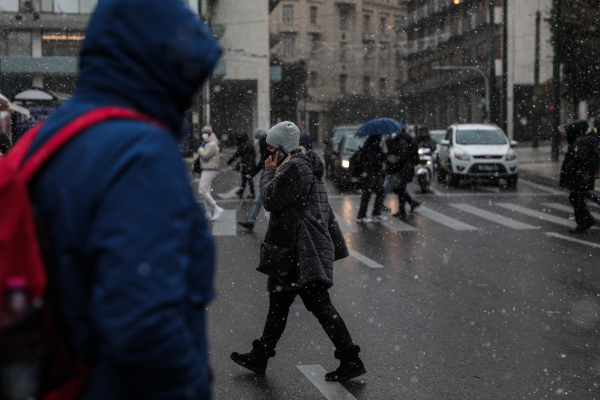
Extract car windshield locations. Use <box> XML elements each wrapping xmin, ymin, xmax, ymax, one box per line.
<box><xmin>333</xmin><ymin>129</ymin><xmax>357</xmax><ymax>145</ymax></box>
<box><xmin>456</xmin><ymin>129</ymin><xmax>507</xmax><ymax>145</ymax></box>
<box><xmin>342</xmin><ymin>137</ymin><xmax>366</xmax><ymax>154</ymax></box>
<box><xmin>430</xmin><ymin>133</ymin><xmax>445</xmax><ymax>143</ymax></box>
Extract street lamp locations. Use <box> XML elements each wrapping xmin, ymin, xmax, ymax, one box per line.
<box><xmin>433</xmin><ymin>65</ymin><xmax>490</xmax><ymax>123</ymax></box>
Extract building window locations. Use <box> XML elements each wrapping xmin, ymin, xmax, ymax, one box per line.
<box><xmin>310</xmin><ymin>6</ymin><xmax>317</xmax><ymax>25</ymax></box>
<box><xmin>340</xmin><ymin>74</ymin><xmax>348</xmax><ymax>95</ymax></box>
<box><xmin>476</xmin><ymin>42</ymin><xmax>487</xmax><ymax>59</ymax></box>
<box><xmin>364</xmin><ymin>15</ymin><xmax>370</xmax><ymax>32</ymax></box>
<box><xmin>379</xmin><ymin>43</ymin><xmax>388</xmax><ymax>66</ymax></box>
<box><xmin>283</xmin><ymin>37</ymin><xmax>294</xmax><ymax>58</ymax></box>
<box><xmin>310</xmin><ymin>35</ymin><xmax>318</xmax><ymax>59</ymax></box>
<box><xmin>339</xmin><ymin>42</ymin><xmax>347</xmax><ymax>62</ymax></box>
<box><xmin>42</xmin><ymin>30</ymin><xmax>85</xmax><ymax>56</ymax></box>
<box><xmin>395</xmin><ymin>50</ymin><xmax>401</xmax><ymax>69</ymax></box>
<box><xmin>283</xmin><ymin>5</ymin><xmax>294</xmax><ymax>24</ymax></box>
<box><xmin>363</xmin><ymin>76</ymin><xmax>370</xmax><ymax>95</ymax></box>
<box><xmin>363</xmin><ymin>43</ymin><xmax>372</xmax><ymax>65</ymax></box>
<box><xmin>340</xmin><ymin>9</ymin><xmax>348</xmax><ymax>31</ymax></box>
<box><xmin>395</xmin><ymin>19</ymin><xmax>402</xmax><ymax>37</ymax></box>
<box><xmin>379</xmin><ymin>78</ymin><xmax>386</xmax><ymax>96</ymax></box>
<box><xmin>380</xmin><ymin>18</ymin><xmax>386</xmax><ymax>34</ymax></box>
<box><xmin>310</xmin><ymin>72</ymin><xmax>318</xmax><ymax>91</ymax></box>
<box><xmin>7</xmin><ymin>31</ymin><xmax>31</xmax><ymax>56</ymax></box>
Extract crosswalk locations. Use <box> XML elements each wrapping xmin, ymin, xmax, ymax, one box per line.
<box><xmin>211</xmin><ymin>201</ymin><xmax>600</xmax><ymax>237</ymax></box>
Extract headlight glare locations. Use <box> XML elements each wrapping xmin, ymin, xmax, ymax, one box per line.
<box><xmin>342</xmin><ymin>160</ymin><xmax>350</xmax><ymax>168</ymax></box>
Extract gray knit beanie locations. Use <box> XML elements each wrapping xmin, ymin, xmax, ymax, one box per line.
<box><xmin>254</xmin><ymin>127</ymin><xmax>267</xmax><ymax>138</ymax></box>
<box><xmin>266</xmin><ymin>121</ymin><xmax>300</xmax><ymax>152</ymax></box>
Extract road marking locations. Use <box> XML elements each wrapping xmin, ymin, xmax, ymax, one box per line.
<box><xmin>520</xmin><ymin>180</ymin><xmax>563</xmax><ymax>195</ymax></box>
<box><xmin>217</xmin><ymin>186</ymin><xmax>241</xmax><ymax>199</ymax></box>
<box><xmin>212</xmin><ymin>210</ymin><xmax>236</xmax><ymax>236</ymax></box>
<box><xmin>333</xmin><ymin>212</ymin><xmax>358</xmax><ymax>233</ymax></box>
<box><xmin>496</xmin><ymin>203</ymin><xmax>575</xmax><ymax>228</ymax></box>
<box><xmin>428</xmin><ymin>186</ymin><xmax>444</xmax><ymax>196</ymax></box>
<box><xmin>381</xmin><ymin>217</ymin><xmax>418</xmax><ymax>232</ymax></box>
<box><xmin>543</xmin><ymin>202</ymin><xmax>600</xmax><ymax>220</ymax></box>
<box><xmin>450</xmin><ymin>203</ymin><xmax>539</xmax><ymax>230</ymax></box>
<box><xmin>477</xmin><ymin>186</ymin><xmax>501</xmax><ymax>193</ymax></box>
<box><xmin>348</xmin><ymin>248</ymin><xmax>384</xmax><ymax>269</ymax></box>
<box><xmin>545</xmin><ymin>232</ymin><xmax>600</xmax><ymax>249</ymax></box>
<box><xmin>297</xmin><ymin>365</ymin><xmax>357</xmax><ymax>400</ymax></box>
<box><xmin>418</xmin><ymin>206</ymin><xmax>478</xmax><ymax>230</ymax></box>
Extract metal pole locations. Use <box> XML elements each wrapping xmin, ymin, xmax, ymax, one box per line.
<box><xmin>551</xmin><ymin>0</ymin><xmax>561</xmax><ymax>161</ymax></box>
<box><xmin>532</xmin><ymin>1</ymin><xmax>541</xmax><ymax>148</ymax></box>
<box><xmin>488</xmin><ymin>0</ymin><xmax>496</xmax><ymax>124</ymax></box>
<box><xmin>502</xmin><ymin>0</ymin><xmax>508</xmax><ymax>132</ymax></box>
<box><xmin>434</xmin><ymin>66</ymin><xmax>490</xmax><ymax>123</ymax></box>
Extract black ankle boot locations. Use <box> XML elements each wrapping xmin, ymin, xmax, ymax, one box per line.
<box><xmin>230</xmin><ymin>339</ymin><xmax>276</xmax><ymax>375</ymax></box>
<box><xmin>325</xmin><ymin>344</ymin><xmax>366</xmax><ymax>382</ymax></box>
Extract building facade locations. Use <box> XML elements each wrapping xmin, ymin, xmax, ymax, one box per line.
<box><xmin>401</xmin><ymin>0</ymin><xmax>554</xmax><ymax>140</ymax></box>
<box><xmin>270</xmin><ymin>0</ymin><xmax>408</xmax><ymax>142</ymax></box>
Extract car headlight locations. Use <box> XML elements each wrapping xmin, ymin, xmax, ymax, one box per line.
<box><xmin>418</xmin><ymin>149</ymin><xmax>424</xmax><ymax>155</ymax></box>
<box><xmin>505</xmin><ymin>150</ymin><xmax>517</xmax><ymax>161</ymax></box>
<box><xmin>341</xmin><ymin>160</ymin><xmax>350</xmax><ymax>168</ymax></box>
<box><xmin>453</xmin><ymin>150</ymin><xmax>470</xmax><ymax>161</ymax></box>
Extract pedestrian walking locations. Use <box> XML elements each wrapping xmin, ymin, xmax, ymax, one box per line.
<box><xmin>238</xmin><ymin>128</ymin><xmax>269</xmax><ymax>231</ymax></box>
<box><xmin>230</xmin><ymin>121</ymin><xmax>366</xmax><ymax>382</ymax></box>
<box><xmin>387</xmin><ymin>129</ymin><xmax>420</xmax><ymax>219</ymax></box>
<box><xmin>11</xmin><ymin>0</ymin><xmax>220</xmax><ymax>399</ymax></box>
<box><xmin>559</xmin><ymin>120</ymin><xmax>598</xmax><ymax>233</ymax></box>
<box><xmin>227</xmin><ymin>133</ymin><xmax>256</xmax><ymax>199</ymax></box>
<box><xmin>585</xmin><ymin>120</ymin><xmax>600</xmax><ymax>206</ymax></box>
<box><xmin>0</xmin><ymin>133</ymin><xmax>10</xmax><ymax>155</ymax></box>
<box><xmin>198</xmin><ymin>125</ymin><xmax>224</xmax><ymax>221</ymax></box>
<box><xmin>356</xmin><ymin>135</ymin><xmax>386</xmax><ymax>223</ymax></box>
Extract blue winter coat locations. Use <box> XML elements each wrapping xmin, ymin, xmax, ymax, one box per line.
<box><xmin>26</xmin><ymin>0</ymin><xmax>221</xmax><ymax>399</ymax></box>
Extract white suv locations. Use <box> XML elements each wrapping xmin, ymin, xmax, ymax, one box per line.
<box><xmin>438</xmin><ymin>124</ymin><xmax>518</xmax><ymax>188</ymax></box>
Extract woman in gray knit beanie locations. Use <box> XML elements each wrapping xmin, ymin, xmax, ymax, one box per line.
<box><xmin>230</xmin><ymin>121</ymin><xmax>366</xmax><ymax>383</ymax></box>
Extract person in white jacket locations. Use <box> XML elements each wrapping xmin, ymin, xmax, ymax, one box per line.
<box><xmin>198</xmin><ymin>125</ymin><xmax>224</xmax><ymax>220</ymax></box>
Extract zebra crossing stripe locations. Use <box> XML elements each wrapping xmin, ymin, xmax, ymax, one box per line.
<box><xmin>418</xmin><ymin>206</ymin><xmax>478</xmax><ymax>230</ymax></box>
<box><xmin>520</xmin><ymin>180</ymin><xmax>563</xmax><ymax>195</ymax></box>
<box><xmin>212</xmin><ymin>210</ymin><xmax>237</xmax><ymax>236</ymax></box>
<box><xmin>348</xmin><ymin>248</ymin><xmax>384</xmax><ymax>269</ymax></box>
<box><xmin>333</xmin><ymin>212</ymin><xmax>358</xmax><ymax>233</ymax></box>
<box><xmin>381</xmin><ymin>217</ymin><xmax>418</xmax><ymax>232</ymax></box>
<box><xmin>496</xmin><ymin>203</ymin><xmax>576</xmax><ymax>228</ymax></box>
<box><xmin>450</xmin><ymin>203</ymin><xmax>539</xmax><ymax>230</ymax></box>
<box><xmin>297</xmin><ymin>365</ymin><xmax>357</xmax><ymax>400</ymax></box>
<box><xmin>545</xmin><ymin>232</ymin><xmax>600</xmax><ymax>249</ymax></box>
<box><xmin>543</xmin><ymin>202</ymin><xmax>600</xmax><ymax>220</ymax></box>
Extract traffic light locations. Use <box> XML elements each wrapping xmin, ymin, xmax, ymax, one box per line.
<box><xmin>453</xmin><ymin>0</ymin><xmax>461</xmax><ymax>4</ymax></box>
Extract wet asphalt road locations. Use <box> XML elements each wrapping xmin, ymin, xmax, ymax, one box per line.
<box><xmin>198</xmin><ymin>152</ymin><xmax>600</xmax><ymax>399</ymax></box>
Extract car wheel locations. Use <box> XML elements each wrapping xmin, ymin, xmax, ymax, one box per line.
<box><xmin>437</xmin><ymin>167</ymin><xmax>447</xmax><ymax>181</ymax></box>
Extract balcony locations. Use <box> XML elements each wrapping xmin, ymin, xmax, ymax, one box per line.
<box><xmin>307</xmin><ymin>25</ymin><xmax>323</xmax><ymax>35</ymax></box>
<box><xmin>334</xmin><ymin>0</ymin><xmax>356</xmax><ymax>6</ymax></box>
<box><xmin>363</xmin><ymin>32</ymin><xmax>376</xmax><ymax>42</ymax></box>
<box><xmin>276</xmin><ymin>21</ymin><xmax>299</xmax><ymax>34</ymax></box>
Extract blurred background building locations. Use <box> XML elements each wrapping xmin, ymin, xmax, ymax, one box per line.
<box><xmin>269</xmin><ymin>0</ymin><xmax>408</xmax><ymax>142</ymax></box>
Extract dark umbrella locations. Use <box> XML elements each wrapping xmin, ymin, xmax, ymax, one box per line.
<box><xmin>355</xmin><ymin>118</ymin><xmax>405</xmax><ymax>137</ymax></box>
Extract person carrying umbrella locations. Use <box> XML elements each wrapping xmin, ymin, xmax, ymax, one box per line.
<box><xmin>355</xmin><ymin>118</ymin><xmax>405</xmax><ymax>223</ymax></box>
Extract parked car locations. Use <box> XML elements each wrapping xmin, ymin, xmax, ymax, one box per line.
<box><xmin>324</xmin><ymin>125</ymin><xmax>361</xmax><ymax>176</ymax></box>
<box><xmin>437</xmin><ymin>124</ymin><xmax>518</xmax><ymax>188</ymax></box>
<box><xmin>331</xmin><ymin>135</ymin><xmax>367</xmax><ymax>190</ymax></box>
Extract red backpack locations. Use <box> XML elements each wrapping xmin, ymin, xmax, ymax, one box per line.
<box><xmin>0</xmin><ymin>107</ymin><xmax>163</xmax><ymax>400</ymax></box>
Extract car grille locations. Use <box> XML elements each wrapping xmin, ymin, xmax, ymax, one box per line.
<box><xmin>468</xmin><ymin>163</ymin><xmax>507</xmax><ymax>174</ymax></box>
<box><xmin>473</xmin><ymin>155</ymin><xmax>503</xmax><ymax>159</ymax></box>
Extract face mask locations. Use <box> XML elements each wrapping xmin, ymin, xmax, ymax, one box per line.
<box><xmin>202</xmin><ymin>133</ymin><xmax>209</xmax><ymax>141</ymax></box>
<box><xmin>254</xmin><ymin>139</ymin><xmax>259</xmax><ymax>146</ymax></box>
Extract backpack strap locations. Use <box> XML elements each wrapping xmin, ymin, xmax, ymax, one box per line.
<box><xmin>8</xmin><ymin>106</ymin><xmax>164</xmax><ymax>182</ymax></box>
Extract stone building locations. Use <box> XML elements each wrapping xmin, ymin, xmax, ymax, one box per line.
<box><xmin>270</xmin><ymin>0</ymin><xmax>408</xmax><ymax>142</ymax></box>
<box><xmin>400</xmin><ymin>0</ymin><xmax>554</xmax><ymax>140</ymax></box>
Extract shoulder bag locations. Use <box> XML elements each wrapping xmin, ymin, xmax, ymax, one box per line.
<box><xmin>256</xmin><ymin>177</ymin><xmax>315</xmax><ymax>278</ymax></box>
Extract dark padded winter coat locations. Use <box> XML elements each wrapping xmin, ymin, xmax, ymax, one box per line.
<box><xmin>360</xmin><ymin>138</ymin><xmax>384</xmax><ymax>175</ymax></box>
<box><xmin>260</xmin><ymin>149</ymin><xmax>349</xmax><ymax>289</ymax></box>
<box><xmin>560</xmin><ymin>121</ymin><xmax>596</xmax><ymax>191</ymax></box>
<box><xmin>227</xmin><ymin>136</ymin><xmax>256</xmax><ymax>174</ymax></box>
<box><xmin>387</xmin><ymin>131</ymin><xmax>418</xmax><ymax>183</ymax></box>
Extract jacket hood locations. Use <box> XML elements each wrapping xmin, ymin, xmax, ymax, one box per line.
<box><xmin>75</xmin><ymin>0</ymin><xmax>221</xmax><ymax>134</ymax></box>
<box><xmin>295</xmin><ymin>150</ymin><xmax>324</xmax><ymax>180</ymax></box>
<box><xmin>565</xmin><ymin>120</ymin><xmax>589</xmax><ymax>144</ymax></box>
<box><xmin>206</xmin><ymin>132</ymin><xmax>220</xmax><ymax>145</ymax></box>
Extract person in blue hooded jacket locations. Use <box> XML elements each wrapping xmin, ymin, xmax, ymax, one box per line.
<box><xmin>26</xmin><ymin>0</ymin><xmax>221</xmax><ymax>399</ymax></box>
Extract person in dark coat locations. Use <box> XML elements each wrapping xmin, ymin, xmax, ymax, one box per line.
<box><xmin>228</xmin><ymin>133</ymin><xmax>257</xmax><ymax>198</ymax></box>
<box><xmin>559</xmin><ymin>120</ymin><xmax>597</xmax><ymax>233</ymax></box>
<box><xmin>585</xmin><ymin>122</ymin><xmax>600</xmax><ymax>206</ymax></box>
<box><xmin>230</xmin><ymin>122</ymin><xmax>366</xmax><ymax>383</ymax></box>
<box><xmin>25</xmin><ymin>0</ymin><xmax>220</xmax><ymax>398</ymax></box>
<box><xmin>0</xmin><ymin>133</ymin><xmax>10</xmax><ymax>155</ymax></box>
<box><xmin>238</xmin><ymin>128</ymin><xmax>269</xmax><ymax>231</ymax></box>
<box><xmin>414</xmin><ymin>126</ymin><xmax>437</xmax><ymax>152</ymax></box>
<box><xmin>387</xmin><ymin>129</ymin><xmax>420</xmax><ymax>219</ymax></box>
<box><xmin>356</xmin><ymin>135</ymin><xmax>386</xmax><ymax>222</ymax></box>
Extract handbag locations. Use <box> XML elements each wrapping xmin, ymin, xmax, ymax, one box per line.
<box><xmin>256</xmin><ymin>178</ymin><xmax>315</xmax><ymax>278</ymax></box>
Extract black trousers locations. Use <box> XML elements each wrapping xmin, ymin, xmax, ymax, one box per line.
<box><xmin>570</xmin><ymin>190</ymin><xmax>594</xmax><ymax>227</ymax></box>
<box><xmin>259</xmin><ymin>282</ymin><xmax>354</xmax><ymax>352</ymax></box>
<box><xmin>239</xmin><ymin>172</ymin><xmax>255</xmax><ymax>197</ymax></box>
<box><xmin>392</xmin><ymin>182</ymin><xmax>409</xmax><ymax>216</ymax></box>
<box><xmin>357</xmin><ymin>174</ymin><xmax>385</xmax><ymax>219</ymax></box>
